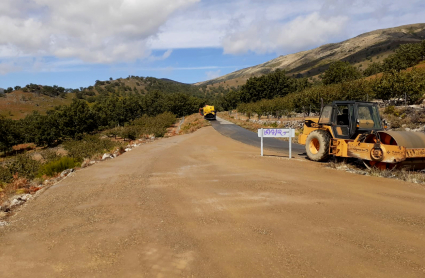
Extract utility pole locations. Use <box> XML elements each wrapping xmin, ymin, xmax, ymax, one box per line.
<box><xmin>405</xmin><ymin>92</ymin><xmax>407</xmax><ymax>107</ymax></box>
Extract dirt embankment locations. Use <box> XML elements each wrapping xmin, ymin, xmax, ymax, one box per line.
<box><xmin>1</xmin><ymin>126</ymin><xmax>425</xmax><ymax>277</ymax></box>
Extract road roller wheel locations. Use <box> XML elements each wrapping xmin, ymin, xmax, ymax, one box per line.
<box><xmin>305</xmin><ymin>130</ymin><xmax>331</xmax><ymax>162</ymax></box>
<box><xmin>363</xmin><ymin>160</ymin><xmax>398</xmax><ymax>170</ymax></box>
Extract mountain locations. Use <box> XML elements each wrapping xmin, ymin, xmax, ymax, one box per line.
<box><xmin>159</xmin><ymin>78</ymin><xmax>189</xmax><ymax>85</ymax></box>
<box><xmin>197</xmin><ymin>23</ymin><xmax>425</xmax><ymax>87</ymax></box>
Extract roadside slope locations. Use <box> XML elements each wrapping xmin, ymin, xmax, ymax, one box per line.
<box><xmin>1</xmin><ymin>127</ymin><xmax>425</xmax><ymax>277</ymax></box>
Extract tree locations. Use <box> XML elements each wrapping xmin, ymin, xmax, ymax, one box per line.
<box><xmin>371</xmin><ymin>69</ymin><xmax>425</xmax><ymax>104</ymax></box>
<box><xmin>0</xmin><ymin>116</ymin><xmax>21</xmax><ymax>153</ymax></box>
<box><xmin>165</xmin><ymin>93</ymin><xmax>203</xmax><ymax>117</ymax></box>
<box><xmin>421</xmin><ymin>40</ymin><xmax>425</xmax><ymax>60</ymax></box>
<box><xmin>120</xmin><ymin>126</ymin><xmax>138</xmax><ymax>141</ymax></box>
<box><xmin>382</xmin><ymin>42</ymin><xmax>424</xmax><ymax>72</ymax></box>
<box><xmin>238</xmin><ymin>69</ymin><xmax>309</xmax><ymax>104</ymax></box>
<box><xmin>215</xmin><ymin>90</ymin><xmax>241</xmax><ymax>111</ymax></box>
<box><xmin>56</xmin><ymin>99</ymin><xmax>97</xmax><ymax>139</ymax></box>
<box><xmin>75</xmin><ymin>91</ymin><xmax>84</xmax><ymax>99</ymax></box>
<box><xmin>363</xmin><ymin>62</ymin><xmax>383</xmax><ymax>77</ymax></box>
<box><xmin>321</xmin><ymin>61</ymin><xmax>362</xmax><ymax>85</ymax></box>
<box><xmin>143</xmin><ymin>91</ymin><xmax>166</xmax><ymax>116</ymax></box>
<box><xmin>21</xmin><ymin>112</ymin><xmax>62</xmax><ymax>146</ymax></box>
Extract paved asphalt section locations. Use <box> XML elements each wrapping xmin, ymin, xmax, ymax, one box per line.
<box><xmin>1</xmin><ymin>126</ymin><xmax>425</xmax><ymax>277</ymax></box>
<box><xmin>211</xmin><ymin>117</ymin><xmax>306</xmax><ymax>157</ymax></box>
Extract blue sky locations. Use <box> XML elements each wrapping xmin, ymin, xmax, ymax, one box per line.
<box><xmin>1</xmin><ymin>48</ymin><xmax>278</xmax><ymax>88</ymax></box>
<box><xmin>0</xmin><ymin>0</ymin><xmax>424</xmax><ymax>89</ymax></box>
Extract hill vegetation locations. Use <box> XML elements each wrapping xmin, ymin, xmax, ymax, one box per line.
<box><xmin>215</xmin><ymin>39</ymin><xmax>425</xmax><ymax>118</ymax></box>
<box><xmin>0</xmin><ymin>75</ymin><xmax>236</xmax><ymax>120</ymax></box>
<box><xmin>0</xmin><ymin>90</ymin><xmax>205</xmax><ymax>154</ymax></box>
<box><xmin>199</xmin><ymin>23</ymin><xmax>425</xmax><ymax>87</ymax></box>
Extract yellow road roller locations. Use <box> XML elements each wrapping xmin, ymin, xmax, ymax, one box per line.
<box><xmin>298</xmin><ymin>101</ymin><xmax>425</xmax><ymax>170</ymax></box>
<box><xmin>199</xmin><ymin>105</ymin><xmax>216</xmax><ymax>120</ymax></box>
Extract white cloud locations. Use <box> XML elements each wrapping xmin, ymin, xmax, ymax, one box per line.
<box><xmin>147</xmin><ymin>49</ymin><xmax>173</xmax><ymax>62</ymax></box>
<box><xmin>222</xmin><ymin>12</ymin><xmax>348</xmax><ymax>54</ymax></box>
<box><xmin>0</xmin><ymin>0</ymin><xmax>424</xmax><ymax>75</ymax></box>
<box><xmin>0</xmin><ymin>61</ymin><xmax>22</xmax><ymax>75</ymax></box>
<box><xmin>205</xmin><ymin>69</ymin><xmax>221</xmax><ymax>80</ymax></box>
<box><xmin>0</xmin><ymin>57</ymin><xmax>90</xmax><ymax>74</ymax></box>
<box><xmin>150</xmin><ymin>0</ymin><xmax>322</xmax><ymax>49</ymax></box>
<box><xmin>152</xmin><ymin>0</ymin><xmax>425</xmax><ymax>55</ymax></box>
<box><xmin>0</xmin><ymin>0</ymin><xmax>199</xmax><ymax>65</ymax></box>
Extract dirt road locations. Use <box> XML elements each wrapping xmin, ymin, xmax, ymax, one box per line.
<box><xmin>1</xmin><ymin>126</ymin><xmax>425</xmax><ymax>277</ymax></box>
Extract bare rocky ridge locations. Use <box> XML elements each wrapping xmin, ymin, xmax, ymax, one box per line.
<box><xmin>198</xmin><ymin>23</ymin><xmax>425</xmax><ymax>85</ymax></box>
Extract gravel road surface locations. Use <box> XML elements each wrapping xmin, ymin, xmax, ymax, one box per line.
<box><xmin>1</xmin><ymin>126</ymin><xmax>425</xmax><ymax>277</ymax></box>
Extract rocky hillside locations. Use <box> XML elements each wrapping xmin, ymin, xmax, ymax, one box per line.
<box><xmin>198</xmin><ymin>23</ymin><xmax>425</xmax><ymax>86</ymax></box>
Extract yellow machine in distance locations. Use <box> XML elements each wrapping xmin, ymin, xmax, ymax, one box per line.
<box><xmin>199</xmin><ymin>105</ymin><xmax>216</xmax><ymax>120</ymax></box>
<box><xmin>298</xmin><ymin>101</ymin><xmax>425</xmax><ymax>170</ymax></box>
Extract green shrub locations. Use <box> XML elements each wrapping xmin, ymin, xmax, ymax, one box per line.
<box><xmin>132</xmin><ymin>112</ymin><xmax>176</xmax><ymax>137</ymax></box>
<box><xmin>120</xmin><ymin>126</ymin><xmax>139</xmax><ymax>141</ymax></box>
<box><xmin>383</xmin><ymin>105</ymin><xmax>400</xmax><ymax>116</ymax></box>
<box><xmin>384</xmin><ymin>105</ymin><xmax>395</xmax><ymax>114</ymax></box>
<box><xmin>38</xmin><ymin>157</ymin><xmax>77</xmax><ymax>177</ymax></box>
<box><xmin>39</xmin><ymin>149</ymin><xmax>62</xmax><ymax>163</ymax></box>
<box><xmin>6</xmin><ymin>154</ymin><xmax>41</xmax><ymax>180</ymax></box>
<box><xmin>104</xmin><ymin>127</ymin><xmax>122</xmax><ymax>139</ymax></box>
<box><xmin>63</xmin><ymin>135</ymin><xmax>119</xmax><ymax>162</ymax></box>
<box><xmin>0</xmin><ymin>166</ymin><xmax>13</xmax><ymax>184</ymax></box>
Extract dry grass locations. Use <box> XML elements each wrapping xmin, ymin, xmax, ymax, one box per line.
<box><xmin>380</xmin><ymin>106</ymin><xmax>425</xmax><ymax>131</ymax></box>
<box><xmin>0</xmin><ymin>173</ymin><xmax>33</xmax><ymax>205</ymax></box>
<box><xmin>203</xmin><ymin>76</ymin><xmax>248</xmax><ymax>90</ymax></box>
<box><xmin>365</xmin><ymin>61</ymin><xmax>425</xmax><ymax>81</ymax></box>
<box><xmin>179</xmin><ymin>114</ymin><xmax>210</xmax><ymax>134</ymax></box>
<box><xmin>0</xmin><ymin>91</ymin><xmax>74</xmax><ymax>120</ymax></box>
<box><xmin>327</xmin><ymin>160</ymin><xmax>425</xmax><ymax>185</ymax></box>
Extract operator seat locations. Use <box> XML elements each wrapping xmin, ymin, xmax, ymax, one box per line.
<box><xmin>337</xmin><ymin>109</ymin><xmax>349</xmax><ymax>126</ymax></box>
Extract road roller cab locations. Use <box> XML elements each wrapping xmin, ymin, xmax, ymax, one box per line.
<box><xmin>299</xmin><ymin>101</ymin><xmax>384</xmax><ymax>142</ymax></box>
<box><xmin>298</xmin><ymin>101</ymin><xmax>425</xmax><ymax>170</ymax></box>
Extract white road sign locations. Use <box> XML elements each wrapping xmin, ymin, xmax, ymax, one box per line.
<box><xmin>257</xmin><ymin>129</ymin><xmax>295</xmax><ymax>138</ymax></box>
<box><xmin>258</xmin><ymin>128</ymin><xmax>295</xmax><ymax>158</ymax></box>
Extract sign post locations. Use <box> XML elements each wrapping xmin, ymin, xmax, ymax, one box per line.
<box><xmin>289</xmin><ymin>128</ymin><xmax>292</xmax><ymax>159</ymax></box>
<box><xmin>261</xmin><ymin>128</ymin><xmax>264</xmax><ymax>157</ymax></box>
<box><xmin>257</xmin><ymin>128</ymin><xmax>295</xmax><ymax>158</ymax></box>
